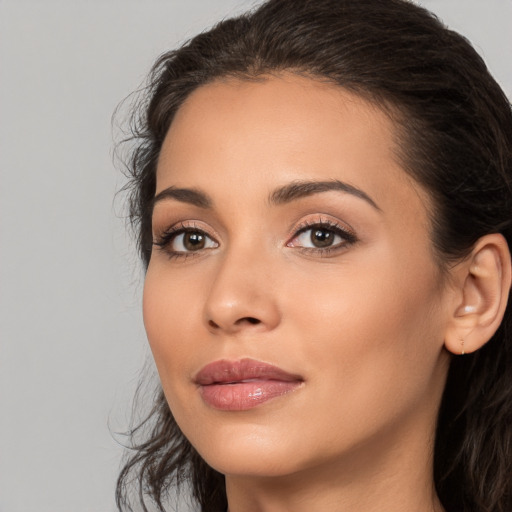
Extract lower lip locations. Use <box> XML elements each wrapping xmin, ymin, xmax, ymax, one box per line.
<box><xmin>200</xmin><ymin>380</ymin><xmax>302</xmax><ymax>411</ymax></box>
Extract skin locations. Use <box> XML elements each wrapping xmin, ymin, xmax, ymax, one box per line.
<box><xmin>143</xmin><ymin>74</ymin><xmax>454</xmax><ymax>512</ymax></box>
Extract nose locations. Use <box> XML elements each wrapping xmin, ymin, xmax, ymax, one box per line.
<box><xmin>203</xmin><ymin>248</ymin><xmax>281</xmax><ymax>335</ymax></box>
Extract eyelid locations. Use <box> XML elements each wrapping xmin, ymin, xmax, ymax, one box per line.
<box><xmin>152</xmin><ymin>220</ymin><xmax>220</xmax><ymax>258</ymax></box>
<box><xmin>287</xmin><ymin>215</ymin><xmax>356</xmax><ymax>240</ymax></box>
<box><xmin>151</xmin><ymin>215</ymin><xmax>357</xmax><ymax>260</ymax></box>
<box><xmin>286</xmin><ymin>215</ymin><xmax>358</xmax><ymax>251</ymax></box>
<box><xmin>153</xmin><ymin>220</ymin><xmax>218</xmax><ymax>241</ymax></box>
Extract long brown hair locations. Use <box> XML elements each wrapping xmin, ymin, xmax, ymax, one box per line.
<box><xmin>116</xmin><ymin>1</ymin><xmax>512</xmax><ymax>510</ymax></box>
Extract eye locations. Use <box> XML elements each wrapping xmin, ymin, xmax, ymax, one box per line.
<box><xmin>295</xmin><ymin>227</ymin><xmax>341</xmax><ymax>248</ymax></box>
<box><xmin>171</xmin><ymin>230</ymin><xmax>218</xmax><ymax>252</ymax></box>
<box><xmin>153</xmin><ymin>226</ymin><xmax>219</xmax><ymax>256</ymax></box>
<box><xmin>287</xmin><ymin>221</ymin><xmax>357</xmax><ymax>251</ymax></box>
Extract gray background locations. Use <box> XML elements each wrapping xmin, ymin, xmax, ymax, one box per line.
<box><xmin>0</xmin><ymin>1</ymin><xmax>510</xmax><ymax>511</ymax></box>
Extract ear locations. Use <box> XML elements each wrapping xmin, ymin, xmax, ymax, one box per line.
<box><xmin>444</xmin><ymin>233</ymin><xmax>511</xmax><ymax>355</ymax></box>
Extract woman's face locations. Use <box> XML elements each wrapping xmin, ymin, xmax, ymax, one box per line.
<box><xmin>144</xmin><ymin>74</ymin><xmax>452</xmax><ymax>479</ymax></box>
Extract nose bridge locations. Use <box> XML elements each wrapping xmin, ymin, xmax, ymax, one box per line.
<box><xmin>203</xmin><ymin>239</ymin><xmax>280</xmax><ymax>334</ymax></box>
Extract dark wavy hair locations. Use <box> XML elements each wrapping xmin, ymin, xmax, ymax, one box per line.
<box><xmin>115</xmin><ymin>0</ymin><xmax>512</xmax><ymax>511</ymax></box>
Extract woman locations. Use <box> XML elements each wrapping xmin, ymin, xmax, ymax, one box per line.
<box><xmin>116</xmin><ymin>0</ymin><xmax>512</xmax><ymax>511</ymax></box>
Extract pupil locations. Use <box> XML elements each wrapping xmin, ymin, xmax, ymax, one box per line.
<box><xmin>311</xmin><ymin>229</ymin><xmax>333</xmax><ymax>248</ymax></box>
<box><xmin>184</xmin><ymin>232</ymin><xmax>205</xmax><ymax>251</ymax></box>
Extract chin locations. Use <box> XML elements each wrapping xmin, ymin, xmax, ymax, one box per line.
<box><xmin>183</xmin><ymin>418</ymin><xmax>310</xmax><ymax>477</ymax></box>
<box><xmin>202</xmin><ymin>446</ymin><xmax>304</xmax><ymax>478</ymax></box>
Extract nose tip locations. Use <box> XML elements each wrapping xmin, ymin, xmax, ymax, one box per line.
<box><xmin>203</xmin><ymin>267</ymin><xmax>280</xmax><ymax>335</ymax></box>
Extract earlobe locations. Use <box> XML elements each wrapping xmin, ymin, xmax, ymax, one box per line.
<box><xmin>444</xmin><ymin>234</ymin><xmax>511</xmax><ymax>355</ymax></box>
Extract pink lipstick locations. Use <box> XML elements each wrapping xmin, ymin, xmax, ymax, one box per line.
<box><xmin>195</xmin><ymin>358</ymin><xmax>303</xmax><ymax>411</ymax></box>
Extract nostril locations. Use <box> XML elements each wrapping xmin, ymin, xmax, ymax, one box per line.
<box><xmin>240</xmin><ymin>317</ymin><xmax>261</xmax><ymax>325</ymax></box>
<box><xmin>207</xmin><ymin>316</ymin><xmax>262</xmax><ymax>331</ymax></box>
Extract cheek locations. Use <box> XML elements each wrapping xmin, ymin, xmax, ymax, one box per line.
<box><xmin>142</xmin><ymin>265</ymin><xmax>203</xmax><ymax>385</ymax></box>
<box><xmin>288</xmin><ymin>254</ymin><xmax>438</xmax><ymax>346</ymax></box>
<box><xmin>284</xmin><ymin>248</ymin><xmax>445</xmax><ymax>423</ymax></box>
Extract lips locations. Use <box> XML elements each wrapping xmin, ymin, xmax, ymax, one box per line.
<box><xmin>194</xmin><ymin>358</ymin><xmax>303</xmax><ymax>411</ymax></box>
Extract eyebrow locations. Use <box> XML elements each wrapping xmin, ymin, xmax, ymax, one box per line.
<box><xmin>152</xmin><ymin>187</ymin><xmax>212</xmax><ymax>210</ymax></box>
<box><xmin>152</xmin><ymin>179</ymin><xmax>380</xmax><ymax>212</ymax></box>
<box><xmin>269</xmin><ymin>180</ymin><xmax>381</xmax><ymax>210</ymax></box>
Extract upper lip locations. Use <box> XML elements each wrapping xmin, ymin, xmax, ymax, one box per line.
<box><xmin>194</xmin><ymin>358</ymin><xmax>303</xmax><ymax>385</ymax></box>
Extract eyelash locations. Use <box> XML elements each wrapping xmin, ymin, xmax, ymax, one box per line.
<box><xmin>153</xmin><ymin>222</ymin><xmax>219</xmax><ymax>260</ymax></box>
<box><xmin>153</xmin><ymin>219</ymin><xmax>357</xmax><ymax>260</ymax></box>
<box><xmin>286</xmin><ymin>219</ymin><xmax>358</xmax><ymax>256</ymax></box>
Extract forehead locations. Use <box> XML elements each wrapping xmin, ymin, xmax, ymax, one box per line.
<box><xmin>156</xmin><ymin>73</ymin><xmax>429</xmax><ymax>226</ymax></box>
<box><xmin>159</xmin><ymin>73</ymin><xmax>395</xmax><ymax>171</ymax></box>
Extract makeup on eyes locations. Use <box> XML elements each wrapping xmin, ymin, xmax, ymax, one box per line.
<box><xmin>286</xmin><ymin>216</ymin><xmax>358</xmax><ymax>255</ymax></box>
<box><xmin>152</xmin><ymin>220</ymin><xmax>219</xmax><ymax>261</ymax></box>
<box><xmin>152</xmin><ymin>213</ymin><xmax>359</xmax><ymax>261</ymax></box>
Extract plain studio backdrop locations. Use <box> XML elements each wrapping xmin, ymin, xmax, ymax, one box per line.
<box><xmin>0</xmin><ymin>1</ymin><xmax>510</xmax><ymax>511</ymax></box>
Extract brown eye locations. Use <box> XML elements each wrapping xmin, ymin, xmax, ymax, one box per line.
<box><xmin>287</xmin><ymin>222</ymin><xmax>357</xmax><ymax>252</ymax></box>
<box><xmin>159</xmin><ymin>229</ymin><xmax>218</xmax><ymax>254</ymax></box>
<box><xmin>183</xmin><ymin>231</ymin><xmax>206</xmax><ymax>251</ymax></box>
<box><xmin>310</xmin><ymin>228</ymin><xmax>336</xmax><ymax>248</ymax></box>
